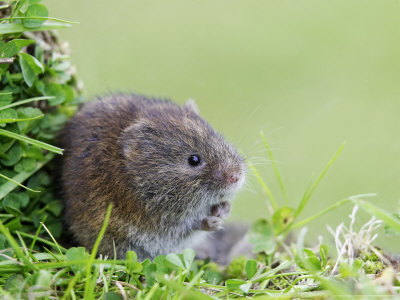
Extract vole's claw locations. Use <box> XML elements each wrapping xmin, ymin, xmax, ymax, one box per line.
<box><xmin>202</xmin><ymin>216</ymin><xmax>223</xmax><ymax>231</ymax></box>
<box><xmin>211</xmin><ymin>201</ymin><xmax>231</xmax><ymax>219</ymax></box>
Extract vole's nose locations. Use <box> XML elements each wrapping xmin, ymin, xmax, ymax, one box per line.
<box><xmin>229</xmin><ymin>174</ymin><xmax>239</xmax><ymax>183</ymax></box>
<box><xmin>213</xmin><ymin>169</ymin><xmax>242</xmax><ymax>186</ymax></box>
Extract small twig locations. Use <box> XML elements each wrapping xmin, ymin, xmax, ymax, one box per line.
<box><xmin>115</xmin><ymin>281</ymin><xmax>127</xmax><ymax>300</ymax></box>
<box><xmin>0</xmin><ymin>253</ymin><xmax>24</xmax><ymax>265</ymax></box>
<box><xmin>0</xmin><ymin>58</ymin><xmax>14</xmax><ymax>64</ymax></box>
<box><xmin>113</xmin><ymin>280</ymin><xmax>139</xmax><ymax>291</ymax></box>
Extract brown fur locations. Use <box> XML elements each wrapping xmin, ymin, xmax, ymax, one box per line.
<box><xmin>59</xmin><ymin>94</ymin><xmax>245</xmax><ymax>260</ymax></box>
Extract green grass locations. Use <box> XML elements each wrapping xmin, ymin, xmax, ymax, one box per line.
<box><xmin>0</xmin><ymin>0</ymin><xmax>399</xmax><ymax>298</ymax></box>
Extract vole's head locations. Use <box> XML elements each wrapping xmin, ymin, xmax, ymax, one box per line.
<box><xmin>121</xmin><ymin>100</ymin><xmax>245</xmax><ymax>213</ymax></box>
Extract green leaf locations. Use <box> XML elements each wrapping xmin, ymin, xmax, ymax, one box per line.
<box><xmin>0</xmin><ymin>39</ymin><xmax>34</xmax><ymax>58</ymax></box>
<box><xmin>21</xmin><ymin>53</ymin><xmax>44</xmax><ymax>73</ymax></box>
<box><xmin>339</xmin><ymin>260</ymin><xmax>363</xmax><ymax>278</ymax></box>
<box><xmin>226</xmin><ymin>256</ymin><xmax>246</xmax><ymax>279</ymax></box>
<box><xmin>3</xmin><ymin>193</ymin><xmax>29</xmax><ymax>213</ymax></box>
<box><xmin>295</xmin><ymin>248</ymin><xmax>322</xmax><ymax>271</ymax></box>
<box><xmin>4</xmin><ymin>193</ymin><xmax>23</xmax><ymax>215</ymax></box>
<box><xmin>272</xmin><ymin>206</ymin><xmax>295</xmax><ymax>233</ymax></box>
<box><xmin>66</xmin><ymin>247</ymin><xmax>89</xmax><ymax>274</ymax></box>
<box><xmin>245</xmin><ymin>259</ymin><xmax>257</xmax><ymax>280</ymax></box>
<box><xmin>5</xmin><ymin>217</ymin><xmax>22</xmax><ymax>231</ymax></box>
<box><xmin>19</xmin><ymin>52</ymin><xmax>44</xmax><ymax>83</ymax></box>
<box><xmin>18</xmin><ymin>0</ymin><xmax>30</xmax><ymax>14</ymax></box>
<box><xmin>44</xmin><ymin>83</ymin><xmax>66</xmax><ymax>105</ymax></box>
<box><xmin>165</xmin><ymin>253</ymin><xmax>184</xmax><ymax>269</ymax></box>
<box><xmin>25</xmin><ymin>146</ymin><xmax>44</xmax><ymax>160</ymax></box>
<box><xmin>35</xmin><ymin>269</ymin><xmax>51</xmax><ymax>288</ymax></box>
<box><xmin>63</xmin><ymin>84</ymin><xmax>75</xmax><ymax>103</ymax></box>
<box><xmin>0</xmin><ymin>140</ymin><xmax>15</xmax><ymax>157</ymax></box>
<box><xmin>226</xmin><ymin>279</ymin><xmax>247</xmax><ymax>290</ymax></box>
<box><xmin>0</xmin><ymin>142</ymin><xmax>22</xmax><ymax>166</ymax></box>
<box><xmin>182</xmin><ymin>248</ymin><xmax>195</xmax><ymax>269</ymax></box>
<box><xmin>143</xmin><ymin>263</ymin><xmax>157</xmax><ymax>287</ymax></box>
<box><xmin>153</xmin><ymin>255</ymin><xmax>169</xmax><ymax>274</ymax></box>
<box><xmin>16</xmin><ymin>107</ymin><xmax>43</xmax><ymax>133</ymax></box>
<box><xmin>126</xmin><ymin>251</ymin><xmax>142</xmax><ymax>274</ymax></box>
<box><xmin>239</xmin><ymin>282</ymin><xmax>252</xmax><ymax>294</ymax></box>
<box><xmin>320</xmin><ymin>244</ymin><xmax>328</xmax><ymax>268</ymax></box>
<box><xmin>204</xmin><ymin>267</ymin><xmax>223</xmax><ymax>285</ymax></box>
<box><xmin>247</xmin><ymin>219</ymin><xmax>276</xmax><ymax>254</ymax></box>
<box><xmin>47</xmin><ymin>201</ymin><xmax>63</xmax><ymax>216</ymax></box>
<box><xmin>0</xmin><ymin>108</ymin><xmax>18</xmax><ymax>127</ymax></box>
<box><xmin>0</xmin><ymin>89</ymin><xmax>14</xmax><ymax>107</ymax></box>
<box><xmin>104</xmin><ymin>292</ymin><xmax>123</xmax><ymax>300</ymax></box>
<box><xmin>18</xmin><ymin>158</ymin><xmax>37</xmax><ymax>172</ymax></box>
<box><xmin>19</xmin><ymin>53</ymin><xmax>44</xmax><ymax>87</ymax></box>
<box><xmin>4</xmin><ymin>274</ymin><xmax>25</xmax><ymax>293</ymax></box>
<box><xmin>52</xmin><ymin>60</ymin><xmax>71</xmax><ymax>72</ymax></box>
<box><xmin>23</xmin><ymin>3</ymin><xmax>49</xmax><ymax>28</ymax></box>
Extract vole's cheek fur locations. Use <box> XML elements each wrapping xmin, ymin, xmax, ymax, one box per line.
<box><xmin>60</xmin><ymin>93</ymin><xmax>245</xmax><ymax>261</ymax></box>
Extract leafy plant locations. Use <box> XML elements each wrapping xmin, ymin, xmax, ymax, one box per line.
<box><xmin>0</xmin><ymin>0</ymin><xmax>82</xmax><ymax>246</ymax></box>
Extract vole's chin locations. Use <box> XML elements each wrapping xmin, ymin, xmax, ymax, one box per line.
<box><xmin>216</xmin><ymin>179</ymin><xmax>245</xmax><ymax>203</ymax></box>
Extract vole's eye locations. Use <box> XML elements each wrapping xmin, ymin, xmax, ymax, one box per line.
<box><xmin>188</xmin><ymin>155</ymin><xmax>201</xmax><ymax>167</ymax></box>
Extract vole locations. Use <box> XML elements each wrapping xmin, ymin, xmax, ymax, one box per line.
<box><xmin>60</xmin><ymin>93</ymin><xmax>246</xmax><ymax>260</ymax></box>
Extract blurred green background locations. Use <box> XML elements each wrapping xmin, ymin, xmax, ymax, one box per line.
<box><xmin>44</xmin><ymin>0</ymin><xmax>399</xmax><ymax>248</ymax></box>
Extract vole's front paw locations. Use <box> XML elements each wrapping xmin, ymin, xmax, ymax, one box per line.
<box><xmin>211</xmin><ymin>201</ymin><xmax>231</xmax><ymax>219</ymax></box>
<box><xmin>201</xmin><ymin>216</ymin><xmax>223</xmax><ymax>231</ymax></box>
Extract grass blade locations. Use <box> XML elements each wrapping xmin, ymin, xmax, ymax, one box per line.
<box><xmin>0</xmin><ymin>129</ymin><xmax>63</xmax><ymax>154</ymax></box>
<box><xmin>40</xmin><ymin>222</ymin><xmax>65</xmax><ymax>258</ymax></box>
<box><xmin>249</xmin><ymin>161</ymin><xmax>278</xmax><ymax>212</ymax></box>
<box><xmin>19</xmin><ymin>231</ymin><xmax>67</xmax><ymax>253</ymax></box>
<box><xmin>294</xmin><ymin>142</ymin><xmax>345</xmax><ymax>219</ymax></box>
<box><xmin>291</xmin><ymin>193</ymin><xmax>377</xmax><ymax>229</ymax></box>
<box><xmin>0</xmin><ymin>114</ymin><xmax>44</xmax><ymax>124</ymax></box>
<box><xmin>0</xmin><ymin>172</ymin><xmax>40</xmax><ymax>193</ymax></box>
<box><xmin>260</xmin><ymin>131</ymin><xmax>288</xmax><ymax>203</ymax></box>
<box><xmin>353</xmin><ymin>199</ymin><xmax>400</xmax><ymax>233</ymax></box>
<box><xmin>0</xmin><ymin>219</ymin><xmax>37</xmax><ymax>270</ymax></box>
<box><xmin>0</xmin><ymin>96</ymin><xmax>54</xmax><ymax>111</ymax></box>
<box><xmin>0</xmin><ymin>16</ymin><xmax>78</xmax><ymax>24</ymax></box>
<box><xmin>0</xmin><ymin>152</ymin><xmax>54</xmax><ymax>200</ymax></box>
<box><xmin>84</xmin><ymin>204</ymin><xmax>113</xmax><ymax>300</ymax></box>
<box><xmin>0</xmin><ymin>21</ymin><xmax>71</xmax><ymax>35</ymax></box>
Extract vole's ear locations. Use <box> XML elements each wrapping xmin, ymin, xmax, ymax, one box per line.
<box><xmin>184</xmin><ymin>98</ymin><xmax>200</xmax><ymax>115</ymax></box>
<box><xmin>120</xmin><ymin>119</ymin><xmax>148</xmax><ymax>157</ymax></box>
